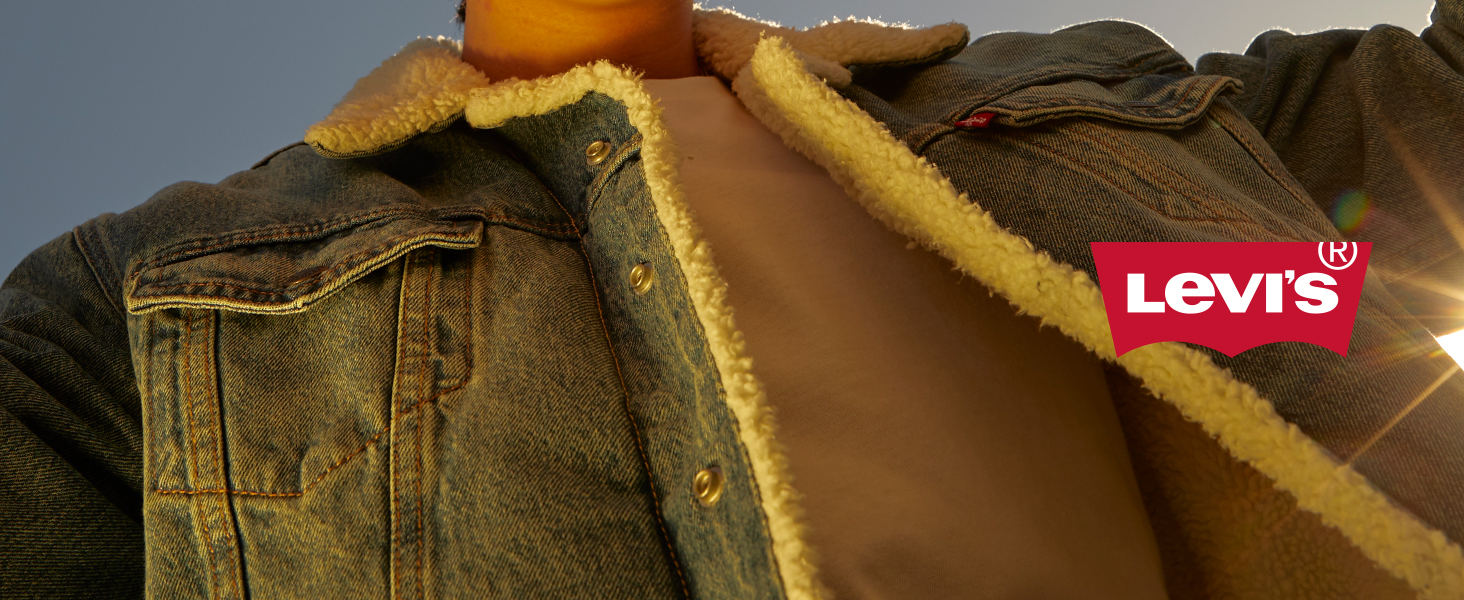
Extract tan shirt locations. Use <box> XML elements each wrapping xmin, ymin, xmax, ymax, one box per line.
<box><xmin>643</xmin><ymin>76</ymin><xmax>1167</xmax><ymax>599</ymax></box>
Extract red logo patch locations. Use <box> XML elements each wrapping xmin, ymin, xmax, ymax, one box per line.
<box><xmin>954</xmin><ymin>112</ymin><xmax>997</xmax><ymax>128</ymax></box>
<box><xmin>1090</xmin><ymin>242</ymin><xmax>1371</xmax><ymax>356</ymax></box>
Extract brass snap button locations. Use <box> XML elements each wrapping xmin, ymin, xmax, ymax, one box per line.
<box><xmin>629</xmin><ymin>262</ymin><xmax>654</xmax><ymax>295</ymax></box>
<box><xmin>693</xmin><ymin>467</ymin><xmax>724</xmax><ymax>507</ymax></box>
<box><xmin>585</xmin><ymin>140</ymin><xmax>612</xmax><ymax>165</ymax></box>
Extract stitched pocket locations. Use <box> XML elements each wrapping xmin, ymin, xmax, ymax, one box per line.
<box><xmin>132</xmin><ymin>212</ymin><xmax>482</xmax><ymax>499</ymax></box>
<box><xmin>951</xmin><ymin>72</ymin><xmax>1240</xmax><ymax>130</ymax></box>
<box><xmin>935</xmin><ymin>68</ymin><xmax>1327</xmax><ymax>243</ymax></box>
<box><xmin>125</xmin><ymin>211</ymin><xmax>482</xmax><ymax>315</ymax></box>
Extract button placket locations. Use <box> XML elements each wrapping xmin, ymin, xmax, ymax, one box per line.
<box><xmin>548</xmin><ymin>101</ymin><xmax>783</xmax><ymax>593</ymax></box>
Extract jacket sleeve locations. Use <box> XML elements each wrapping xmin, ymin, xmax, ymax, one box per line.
<box><xmin>0</xmin><ymin>227</ymin><xmax>144</xmax><ymax>598</ymax></box>
<box><xmin>1195</xmin><ymin>0</ymin><xmax>1464</xmax><ymax>334</ymax></box>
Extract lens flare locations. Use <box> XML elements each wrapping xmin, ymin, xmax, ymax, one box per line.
<box><xmin>1330</xmin><ymin>189</ymin><xmax>1371</xmax><ymax>234</ymax></box>
<box><xmin>1436</xmin><ymin>329</ymin><xmax>1464</xmax><ymax>368</ymax></box>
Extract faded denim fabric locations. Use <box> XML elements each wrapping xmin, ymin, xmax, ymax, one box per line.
<box><xmin>4</xmin><ymin>5</ymin><xmax>1464</xmax><ymax>599</ymax></box>
<box><xmin>118</xmin><ymin>108</ymin><xmax>783</xmax><ymax>597</ymax></box>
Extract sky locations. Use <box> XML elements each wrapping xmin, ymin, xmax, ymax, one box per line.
<box><xmin>0</xmin><ymin>0</ymin><xmax>1436</xmax><ymax>278</ymax></box>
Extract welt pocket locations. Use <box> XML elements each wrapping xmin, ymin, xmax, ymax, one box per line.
<box><xmin>954</xmin><ymin>73</ymin><xmax>1241</xmax><ymax>130</ymax></box>
<box><xmin>123</xmin><ymin>209</ymin><xmax>484</xmax><ymax>315</ymax></box>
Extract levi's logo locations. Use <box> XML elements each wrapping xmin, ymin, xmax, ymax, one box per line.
<box><xmin>1090</xmin><ymin>242</ymin><xmax>1371</xmax><ymax>357</ymax></box>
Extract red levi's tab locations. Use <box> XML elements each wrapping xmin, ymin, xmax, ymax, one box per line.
<box><xmin>1090</xmin><ymin>242</ymin><xmax>1371</xmax><ymax>357</ymax></box>
<box><xmin>954</xmin><ymin>112</ymin><xmax>997</xmax><ymax>128</ymax></box>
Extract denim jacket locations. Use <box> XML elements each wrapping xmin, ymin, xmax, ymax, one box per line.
<box><xmin>5</xmin><ymin>5</ymin><xmax>1464</xmax><ymax>599</ymax></box>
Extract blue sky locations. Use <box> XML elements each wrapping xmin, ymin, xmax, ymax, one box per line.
<box><xmin>0</xmin><ymin>0</ymin><xmax>1434</xmax><ymax>276</ymax></box>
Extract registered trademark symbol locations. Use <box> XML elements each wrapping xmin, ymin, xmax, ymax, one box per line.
<box><xmin>1318</xmin><ymin>242</ymin><xmax>1358</xmax><ymax>270</ymax></box>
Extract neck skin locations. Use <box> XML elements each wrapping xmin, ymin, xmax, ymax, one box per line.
<box><xmin>462</xmin><ymin>0</ymin><xmax>700</xmax><ymax>81</ymax></box>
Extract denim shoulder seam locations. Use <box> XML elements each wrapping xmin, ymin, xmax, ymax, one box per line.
<box><xmin>70</xmin><ymin>225</ymin><xmax>126</xmax><ymax>317</ymax></box>
<box><xmin>250</xmin><ymin>141</ymin><xmax>308</xmax><ymax>170</ymax></box>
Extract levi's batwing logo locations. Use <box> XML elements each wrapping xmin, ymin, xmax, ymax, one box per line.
<box><xmin>1091</xmin><ymin>242</ymin><xmax>1371</xmax><ymax>357</ymax></box>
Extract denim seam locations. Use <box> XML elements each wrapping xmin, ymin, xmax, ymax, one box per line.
<box><xmin>630</xmin><ymin>167</ymin><xmax>790</xmax><ymax>597</ymax></box>
<box><xmin>911</xmin><ymin>125</ymin><xmax>962</xmax><ymax>156</ymax></box>
<box><xmin>617</xmin><ymin>136</ymin><xmax>796</xmax><ymax>594</ymax></box>
<box><xmin>544</xmin><ymin>183</ymin><xmax>692</xmax><ymax>599</ymax></box>
<box><xmin>71</xmin><ymin>227</ymin><xmax>126</xmax><ymax>316</ymax></box>
<box><xmin>394</xmin><ymin>253</ymin><xmax>425</xmax><ymax>600</ymax></box>
<box><xmin>392</xmin><ymin>420</ymin><xmax>401</xmax><ymax>600</ymax></box>
<box><xmin>976</xmin><ymin>52</ymin><xmax>1182</xmax><ymax>103</ymax></box>
<box><xmin>1011</xmin><ymin>133</ymin><xmax>1300</xmax><ymax>234</ymax></box>
<box><xmin>1063</xmin><ymin>120</ymin><xmax>1220</xmax><ymax>214</ymax></box>
<box><xmin>905</xmin><ymin>122</ymin><xmax>958</xmax><ymax>155</ymax></box>
<box><xmin>152</xmin><ymin>255</ymin><xmax>476</xmax><ymax>499</ymax></box>
<box><xmin>249</xmin><ymin>141</ymin><xmax>309</xmax><ymax>170</ymax></box>
<box><xmin>181</xmin><ymin>311</ymin><xmax>222</xmax><ymax>600</ymax></box>
<box><xmin>150</xmin><ymin>382</ymin><xmax>470</xmax><ymax>497</ymax></box>
<box><xmin>571</xmin><ymin>146</ymin><xmax>788</xmax><ymax>593</ymax></box>
<box><xmin>983</xmin><ymin>75</ymin><xmax>1210</xmax><ymax>115</ymax></box>
<box><xmin>578</xmin><ymin>243</ymin><xmax>691</xmax><ymax>598</ymax></box>
<box><xmin>390</xmin><ymin>259</ymin><xmax>405</xmax><ymax>598</ymax></box>
<box><xmin>154</xmin><ymin>424</ymin><xmax>389</xmax><ymax>497</ymax></box>
<box><xmin>132</xmin><ymin>229</ymin><xmax>480</xmax><ymax>300</ymax></box>
<box><xmin>137</xmin><ymin>208</ymin><xmax>570</xmax><ymax>273</ymax></box>
<box><xmin>415</xmin><ymin>251</ymin><xmax>430</xmax><ymax>600</ymax></box>
<box><xmin>143</xmin><ymin>314</ymin><xmax>157</xmax><ymax>491</ymax></box>
<box><xmin>157</xmin><ymin>488</ymin><xmax>303</xmax><ymax>498</ymax></box>
<box><xmin>1068</xmin><ymin>119</ymin><xmax>1201</xmax><ymax>186</ymax></box>
<box><xmin>585</xmin><ymin>136</ymin><xmax>645</xmax><ymax>220</ymax></box>
<box><xmin>969</xmin><ymin>77</ymin><xmax>1239</xmax><ymax>129</ymax></box>
<box><xmin>415</xmin><ymin>397</ymin><xmax>424</xmax><ymax>600</ymax></box>
<box><xmin>942</xmin><ymin>50</ymin><xmax>1192</xmax><ymax>122</ymax></box>
<box><xmin>1208</xmin><ymin>102</ymin><xmax>1316</xmax><ymax>215</ymax></box>
<box><xmin>204</xmin><ymin>310</ymin><xmax>245</xmax><ymax>600</ymax></box>
<box><xmin>139</xmin><ymin>207</ymin><xmax>435</xmax><ymax>269</ymax></box>
<box><xmin>1064</xmin><ymin>120</ymin><xmax>1302</xmax><ymax>237</ymax></box>
<box><xmin>133</xmin><ymin>220</ymin><xmax>568</xmax><ymax>305</ymax></box>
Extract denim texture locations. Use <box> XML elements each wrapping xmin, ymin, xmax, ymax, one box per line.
<box><xmin>4</xmin><ymin>6</ymin><xmax>1464</xmax><ymax>598</ymax></box>
<box><xmin>845</xmin><ymin>16</ymin><xmax>1464</xmax><ymax>549</ymax></box>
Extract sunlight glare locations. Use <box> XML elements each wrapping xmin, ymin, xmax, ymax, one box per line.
<box><xmin>1436</xmin><ymin>329</ymin><xmax>1464</xmax><ymax>368</ymax></box>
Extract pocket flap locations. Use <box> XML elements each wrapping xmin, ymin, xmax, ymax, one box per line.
<box><xmin>959</xmin><ymin>73</ymin><xmax>1240</xmax><ymax>129</ymax></box>
<box><xmin>124</xmin><ymin>210</ymin><xmax>482</xmax><ymax>314</ymax></box>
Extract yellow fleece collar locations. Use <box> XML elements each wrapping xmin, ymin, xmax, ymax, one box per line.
<box><xmin>303</xmin><ymin>7</ymin><xmax>968</xmax><ymax>158</ymax></box>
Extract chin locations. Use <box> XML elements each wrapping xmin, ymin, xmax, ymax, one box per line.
<box><xmin>567</xmin><ymin>0</ymin><xmax>687</xmax><ymax>8</ymax></box>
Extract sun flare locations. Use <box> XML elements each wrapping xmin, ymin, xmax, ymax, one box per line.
<box><xmin>1436</xmin><ymin>329</ymin><xmax>1464</xmax><ymax>368</ymax></box>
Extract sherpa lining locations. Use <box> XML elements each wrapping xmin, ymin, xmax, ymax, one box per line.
<box><xmin>304</xmin><ymin>6</ymin><xmax>967</xmax><ymax>158</ymax></box>
<box><xmin>304</xmin><ymin>37</ymin><xmax>489</xmax><ymax>158</ymax></box>
<box><xmin>728</xmin><ymin>34</ymin><xmax>1464</xmax><ymax>598</ymax></box>
<box><xmin>300</xmin><ymin>12</ymin><xmax>971</xmax><ymax>600</ymax></box>
<box><xmin>463</xmin><ymin>61</ymin><xmax>828</xmax><ymax>599</ymax></box>
<box><xmin>300</xmin><ymin>6</ymin><xmax>1464</xmax><ymax>596</ymax></box>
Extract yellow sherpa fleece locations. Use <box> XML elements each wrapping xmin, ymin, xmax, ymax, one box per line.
<box><xmin>298</xmin><ymin>8</ymin><xmax>1464</xmax><ymax>597</ymax></box>
<box><xmin>692</xmin><ymin>6</ymin><xmax>968</xmax><ymax>88</ymax></box>
<box><xmin>304</xmin><ymin>9</ymin><xmax>969</xmax><ymax>158</ymax></box>
<box><xmin>465</xmin><ymin>62</ymin><xmax>828</xmax><ymax>600</ymax></box>
<box><xmin>304</xmin><ymin>37</ymin><xmax>489</xmax><ymax>157</ymax></box>
<box><xmin>298</xmin><ymin>13</ymin><xmax>974</xmax><ymax>598</ymax></box>
<box><xmin>729</xmin><ymin>33</ymin><xmax>1464</xmax><ymax>598</ymax></box>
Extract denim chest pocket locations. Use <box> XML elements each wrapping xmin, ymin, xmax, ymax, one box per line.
<box><xmin>127</xmin><ymin>209</ymin><xmax>482</xmax><ymax>500</ymax></box>
<box><xmin>953</xmin><ymin>71</ymin><xmax>1240</xmax><ymax>130</ymax></box>
<box><xmin>930</xmin><ymin>64</ymin><xmax>1328</xmax><ymax>246</ymax></box>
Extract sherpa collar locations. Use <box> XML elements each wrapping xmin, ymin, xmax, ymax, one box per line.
<box><xmin>303</xmin><ymin>6</ymin><xmax>968</xmax><ymax>157</ymax></box>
